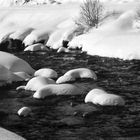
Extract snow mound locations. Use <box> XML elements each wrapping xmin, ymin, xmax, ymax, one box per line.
<box><xmin>33</xmin><ymin>84</ymin><xmax>82</xmax><ymax>99</ymax></box>
<box><xmin>64</xmin><ymin>68</ymin><xmax>97</xmax><ymax>80</ymax></box>
<box><xmin>16</xmin><ymin>76</ymin><xmax>55</xmax><ymax>91</ymax></box>
<box><xmin>18</xmin><ymin>107</ymin><xmax>31</xmax><ymax>117</ymax></box>
<box><xmin>34</xmin><ymin>68</ymin><xmax>58</xmax><ymax>79</ymax></box>
<box><xmin>85</xmin><ymin>88</ymin><xmax>125</xmax><ymax>106</ymax></box>
<box><xmin>56</xmin><ymin>68</ymin><xmax>97</xmax><ymax>84</ymax></box>
<box><xmin>0</xmin><ymin>51</ymin><xmax>35</xmax><ymax>75</ymax></box>
<box><xmin>24</xmin><ymin>43</ymin><xmax>48</xmax><ymax>51</ymax></box>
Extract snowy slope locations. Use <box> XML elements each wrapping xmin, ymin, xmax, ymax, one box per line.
<box><xmin>69</xmin><ymin>10</ymin><xmax>140</xmax><ymax>60</ymax></box>
<box><xmin>0</xmin><ymin>0</ymin><xmax>139</xmax><ymax>7</ymax></box>
<box><xmin>0</xmin><ymin>0</ymin><xmax>140</xmax><ymax>59</ymax></box>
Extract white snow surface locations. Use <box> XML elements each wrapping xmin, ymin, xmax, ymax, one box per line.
<box><xmin>0</xmin><ymin>1</ymin><xmax>140</xmax><ymax>59</ymax></box>
<box><xmin>69</xmin><ymin>8</ymin><xmax>140</xmax><ymax>60</ymax></box>
<box><xmin>0</xmin><ymin>0</ymin><xmax>139</xmax><ymax>7</ymax></box>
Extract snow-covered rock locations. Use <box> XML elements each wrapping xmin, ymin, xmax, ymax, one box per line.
<box><xmin>0</xmin><ymin>51</ymin><xmax>35</xmax><ymax>75</ymax></box>
<box><xmin>56</xmin><ymin>68</ymin><xmax>97</xmax><ymax>84</ymax></box>
<box><xmin>64</xmin><ymin>68</ymin><xmax>97</xmax><ymax>80</ymax></box>
<box><xmin>85</xmin><ymin>88</ymin><xmax>125</xmax><ymax>106</ymax></box>
<box><xmin>34</xmin><ymin>68</ymin><xmax>58</xmax><ymax>79</ymax></box>
<box><xmin>24</xmin><ymin>43</ymin><xmax>48</xmax><ymax>51</ymax></box>
<box><xmin>33</xmin><ymin>84</ymin><xmax>82</xmax><ymax>99</ymax></box>
<box><xmin>16</xmin><ymin>76</ymin><xmax>55</xmax><ymax>91</ymax></box>
<box><xmin>18</xmin><ymin>107</ymin><xmax>31</xmax><ymax>117</ymax></box>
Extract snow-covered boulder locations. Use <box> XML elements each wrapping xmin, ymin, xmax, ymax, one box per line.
<box><xmin>85</xmin><ymin>88</ymin><xmax>125</xmax><ymax>106</ymax></box>
<box><xmin>33</xmin><ymin>84</ymin><xmax>82</xmax><ymax>99</ymax></box>
<box><xmin>0</xmin><ymin>51</ymin><xmax>35</xmax><ymax>75</ymax></box>
<box><xmin>24</xmin><ymin>43</ymin><xmax>48</xmax><ymax>51</ymax></box>
<box><xmin>18</xmin><ymin>107</ymin><xmax>31</xmax><ymax>117</ymax></box>
<box><xmin>56</xmin><ymin>75</ymin><xmax>75</xmax><ymax>84</ymax></box>
<box><xmin>56</xmin><ymin>68</ymin><xmax>97</xmax><ymax>84</ymax></box>
<box><xmin>34</xmin><ymin>68</ymin><xmax>58</xmax><ymax>79</ymax></box>
<box><xmin>64</xmin><ymin>68</ymin><xmax>97</xmax><ymax>80</ymax></box>
<box><xmin>16</xmin><ymin>76</ymin><xmax>55</xmax><ymax>91</ymax></box>
<box><xmin>0</xmin><ymin>64</ymin><xmax>24</xmax><ymax>86</ymax></box>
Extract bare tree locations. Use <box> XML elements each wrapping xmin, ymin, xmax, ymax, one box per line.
<box><xmin>76</xmin><ymin>0</ymin><xmax>103</xmax><ymax>29</ymax></box>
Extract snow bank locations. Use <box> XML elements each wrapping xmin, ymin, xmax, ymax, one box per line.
<box><xmin>0</xmin><ymin>1</ymin><xmax>140</xmax><ymax>60</ymax></box>
<box><xmin>0</xmin><ymin>3</ymin><xmax>80</xmax><ymax>49</ymax></box>
<box><xmin>69</xmin><ymin>10</ymin><xmax>140</xmax><ymax>60</ymax></box>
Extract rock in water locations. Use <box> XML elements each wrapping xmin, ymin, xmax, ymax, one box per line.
<box><xmin>0</xmin><ymin>51</ymin><xmax>35</xmax><ymax>75</ymax></box>
<box><xmin>33</xmin><ymin>84</ymin><xmax>83</xmax><ymax>99</ymax></box>
<box><xmin>16</xmin><ymin>76</ymin><xmax>55</xmax><ymax>91</ymax></box>
<box><xmin>34</xmin><ymin>68</ymin><xmax>58</xmax><ymax>79</ymax></box>
<box><xmin>64</xmin><ymin>68</ymin><xmax>97</xmax><ymax>80</ymax></box>
<box><xmin>18</xmin><ymin>107</ymin><xmax>31</xmax><ymax>117</ymax></box>
<box><xmin>85</xmin><ymin>88</ymin><xmax>125</xmax><ymax>106</ymax></box>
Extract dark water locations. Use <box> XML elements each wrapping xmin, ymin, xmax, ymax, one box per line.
<box><xmin>0</xmin><ymin>51</ymin><xmax>140</xmax><ymax>140</ymax></box>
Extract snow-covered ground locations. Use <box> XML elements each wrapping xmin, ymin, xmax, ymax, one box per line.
<box><xmin>0</xmin><ymin>0</ymin><xmax>140</xmax><ymax>60</ymax></box>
